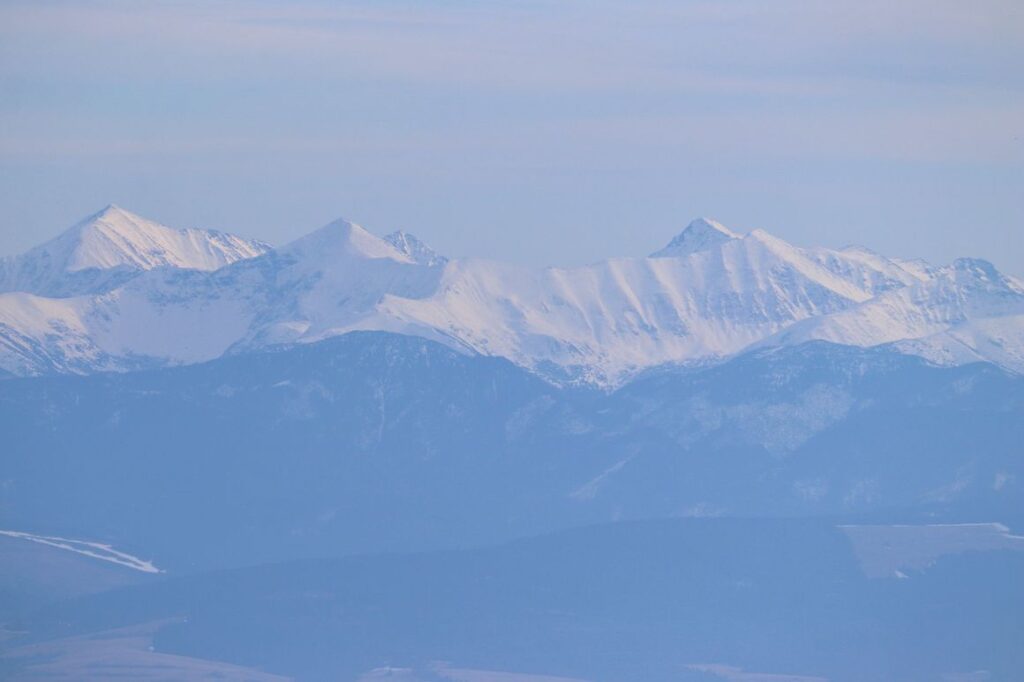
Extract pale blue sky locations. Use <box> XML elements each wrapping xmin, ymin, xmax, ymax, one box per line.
<box><xmin>1</xmin><ymin>0</ymin><xmax>1021</xmax><ymax>270</ymax></box>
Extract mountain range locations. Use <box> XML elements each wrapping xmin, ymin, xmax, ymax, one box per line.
<box><xmin>2</xmin><ymin>205</ymin><xmax>1023</xmax><ymax>680</ymax></box>
<box><xmin>2</xmin><ymin>205</ymin><xmax>1022</xmax><ymax>384</ymax></box>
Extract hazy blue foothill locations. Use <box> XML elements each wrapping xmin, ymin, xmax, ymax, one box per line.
<box><xmin>2</xmin><ymin>327</ymin><xmax>1023</xmax><ymax>680</ymax></box>
<box><xmin>2</xmin><ymin>333</ymin><xmax>1023</xmax><ymax>574</ymax></box>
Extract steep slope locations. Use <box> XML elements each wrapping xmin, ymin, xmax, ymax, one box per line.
<box><xmin>384</xmin><ymin>229</ymin><xmax>876</xmax><ymax>383</ymax></box>
<box><xmin>806</xmin><ymin>244</ymin><xmax>927</xmax><ymax>294</ymax></box>
<box><xmin>0</xmin><ymin>208</ymin><xmax>1022</xmax><ymax>383</ymax></box>
<box><xmin>231</xmin><ymin>218</ymin><xmax>448</xmax><ymax>350</ymax></box>
<box><xmin>649</xmin><ymin>217</ymin><xmax>739</xmax><ymax>257</ymax></box>
<box><xmin>0</xmin><ymin>273</ymin><xmax>257</xmax><ymax>376</ymax></box>
<box><xmin>384</xmin><ymin>230</ymin><xmax>448</xmax><ymax>266</ymax></box>
<box><xmin>0</xmin><ymin>205</ymin><xmax>270</xmax><ymax>297</ymax></box>
<box><xmin>0</xmin><ymin>217</ymin><xmax>452</xmax><ymax>376</ymax></box>
<box><xmin>761</xmin><ymin>257</ymin><xmax>1024</xmax><ymax>372</ymax></box>
<box><xmin>238</xmin><ymin>218</ymin><xmax>899</xmax><ymax>383</ymax></box>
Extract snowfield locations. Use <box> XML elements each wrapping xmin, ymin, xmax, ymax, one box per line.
<box><xmin>1</xmin><ymin>207</ymin><xmax>1022</xmax><ymax>385</ymax></box>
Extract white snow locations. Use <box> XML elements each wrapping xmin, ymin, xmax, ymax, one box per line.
<box><xmin>0</xmin><ymin>205</ymin><xmax>269</xmax><ymax>297</ymax></box>
<box><xmin>570</xmin><ymin>451</ymin><xmax>638</xmax><ymax>500</ymax></box>
<box><xmin>57</xmin><ymin>205</ymin><xmax>268</xmax><ymax>272</ymax></box>
<box><xmin>0</xmin><ymin>529</ymin><xmax>163</xmax><ymax>573</ymax></box>
<box><xmin>384</xmin><ymin>230</ymin><xmax>448</xmax><ymax>266</ymax></box>
<box><xmin>1</xmin><ymin>207</ymin><xmax>1022</xmax><ymax>384</ymax></box>
<box><xmin>756</xmin><ymin>257</ymin><xmax>1024</xmax><ymax>374</ymax></box>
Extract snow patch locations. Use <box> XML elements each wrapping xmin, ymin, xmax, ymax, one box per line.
<box><xmin>0</xmin><ymin>529</ymin><xmax>163</xmax><ymax>573</ymax></box>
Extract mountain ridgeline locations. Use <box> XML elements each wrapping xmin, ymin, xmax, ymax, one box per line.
<box><xmin>1</xmin><ymin>206</ymin><xmax>1022</xmax><ymax>383</ymax></box>
<box><xmin>1</xmin><ymin>207</ymin><xmax>1023</xmax><ymax>681</ymax></box>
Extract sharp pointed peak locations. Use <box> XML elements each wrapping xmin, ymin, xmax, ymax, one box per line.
<box><xmin>314</xmin><ymin>216</ymin><xmax>362</xmax><ymax>234</ymax></box>
<box><xmin>51</xmin><ymin>205</ymin><xmax>160</xmax><ymax>245</ymax></box>
<box><xmin>4</xmin><ymin>205</ymin><xmax>271</xmax><ymax>291</ymax></box>
<box><xmin>281</xmin><ymin>216</ymin><xmax>414</xmax><ymax>263</ymax></box>
<box><xmin>99</xmin><ymin>202</ymin><xmax>125</xmax><ymax>214</ymax></box>
<box><xmin>83</xmin><ymin>203</ymin><xmax>143</xmax><ymax>222</ymax></box>
<box><xmin>295</xmin><ymin>216</ymin><xmax>374</xmax><ymax>243</ymax></box>
<box><xmin>686</xmin><ymin>217</ymin><xmax>740</xmax><ymax>238</ymax></box>
<box><xmin>650</xmin><ymin>216</ymin><xmax>740</xmax><ymax>258</ymax></box>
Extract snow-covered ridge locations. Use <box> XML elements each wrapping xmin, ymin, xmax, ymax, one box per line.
<box><xmin>0</xmin><ymin>206</ymin><xmax>1021</xmax><ymax>385</ymax></box>
<box><xmin>0</xmin><ymin>205</ymin><xmax>270</xmax><ymax>297</ymax></box>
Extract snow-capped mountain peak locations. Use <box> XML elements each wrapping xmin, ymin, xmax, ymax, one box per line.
<box><xmin>650</xmin><ymin>217</ymin><xmax>740</xmax><ymax>258</ymax></box>
<box><xmin>948</xmin><ymin>257</ymin><xmax>1021</xmax><ymax>291</ymax></box>
<box><xmin>1</xmin><ymin>208</ymin><xmax>1022</xmax><ymax>384</ymax></box>
<box><xmin>49</xmin><ymin>204</ymin><xmax>268</xmax><ymax>272</ymax></box>
<box><xmin>0</xmin><ymin>205</ymin><xmax>270</xmax><ymax>297</ymax></box>
<box><xmin>278</xmin><ymin>218</ymin><xmax>414</xmax><ymax>264</ymax></box>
